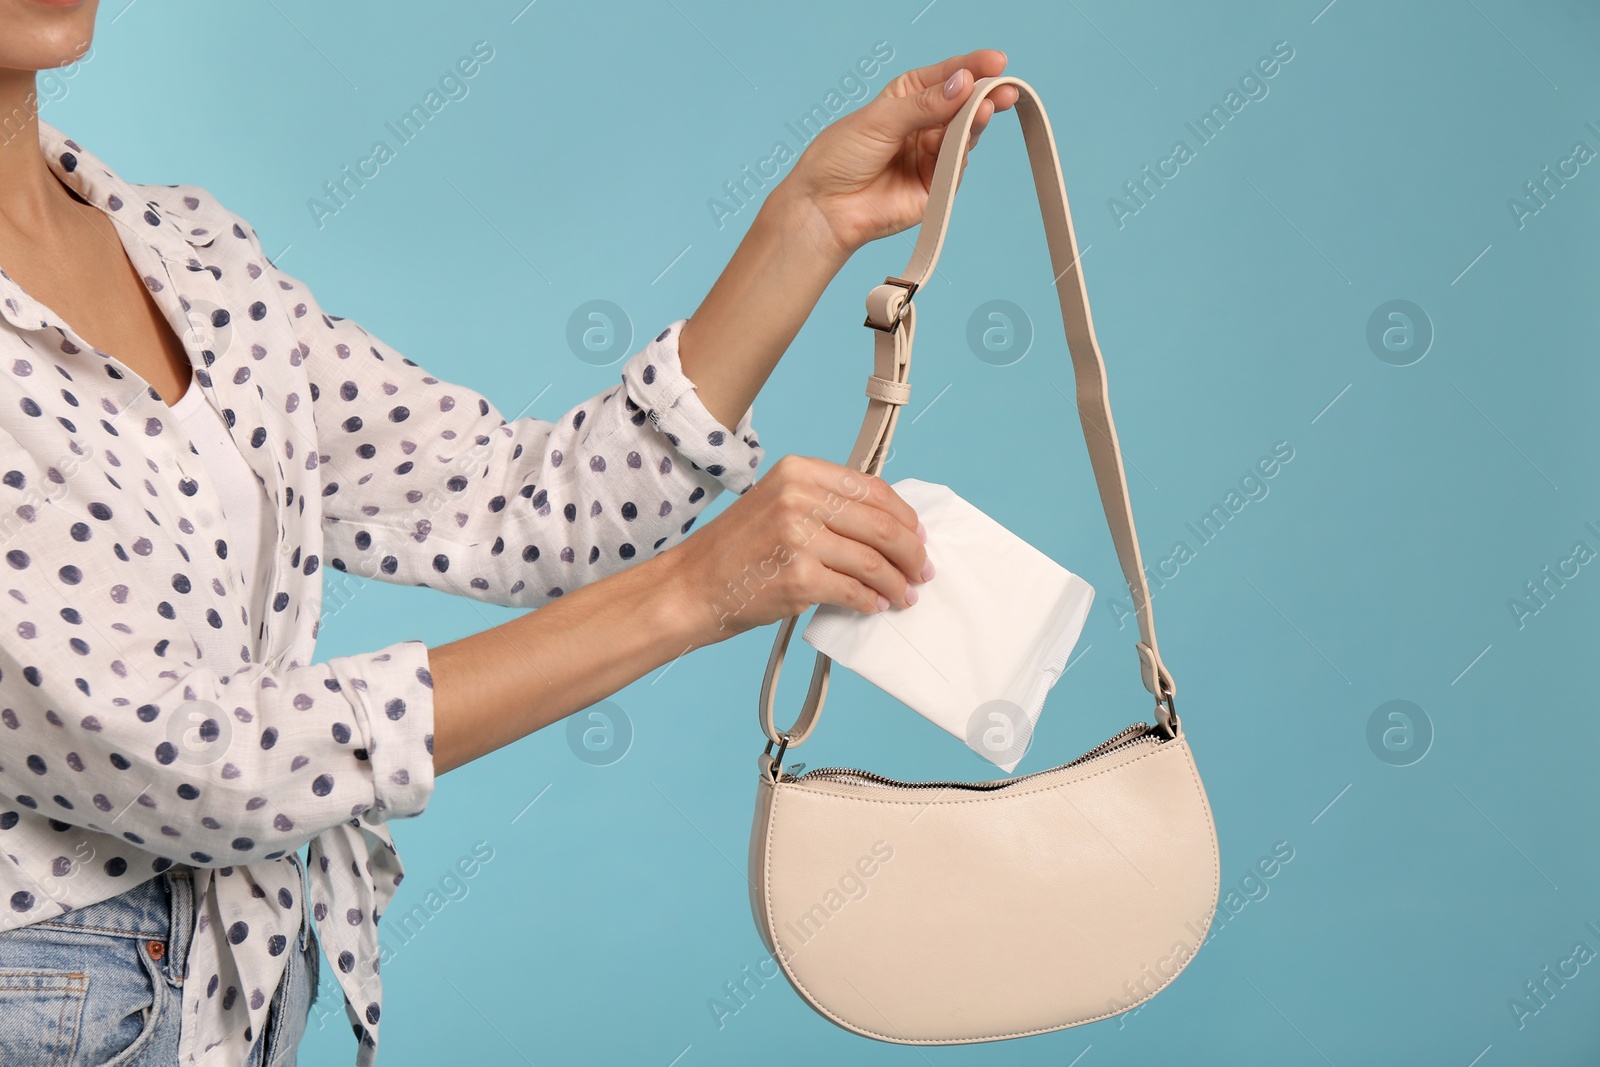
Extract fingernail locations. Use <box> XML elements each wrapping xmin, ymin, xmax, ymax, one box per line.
<box><xmin>904</xmin><ymin>585</ymin><xmax>919</xmax><ymax>606</ymax></box>
<box><xmin>876</xmin><ymin>593</ymin><xmax>891</xmax><ymax>612</ymax></box>
<box><xmin>944</xmin><ymin>70</ymin><xmax>964</xmax><ymax>99</ymax></box>
<box><xmin>915</xmin><ymin>520</ymin><xmax>927</xmax><ymax>543</ymax></box>
<box><xmin>921</xmin><ymin>557</ymin><xmax>936</xmax><ymax>582</ymax></box>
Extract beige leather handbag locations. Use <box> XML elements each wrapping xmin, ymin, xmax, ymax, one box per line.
<box><xmin>747</xmin><ymin>75</ymin><xmax>1221</xmax><ymax>1044</ymax></box>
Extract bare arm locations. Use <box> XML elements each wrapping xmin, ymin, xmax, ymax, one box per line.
<box><xmin>431</xmin><ymin>50</ymin><xmax>1020</xmax><ymax>774</ymax></box>
<box><xmin>428</xmin><ymin>453</ymin><xmax>930</xmax><ymax>774</ymax></box>
<box><xmin>679</xmin><ymin>51</ymin><xmax>1017</xmax><ymax>430</ymax></box>
<box><xmin>676</xmin><ymin>189</ymin><xmax>850</xmax><ymax>430</ymax></box>
<box><xmin>428</xmin><ymin>545</ymin><xmax>698</xmax><ymax>775</ymax></box>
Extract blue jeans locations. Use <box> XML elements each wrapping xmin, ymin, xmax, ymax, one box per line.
<box><xmin>0</xmin><ymin>864</ymin><xmax>318</xmax><ymax>1066</ymax></box>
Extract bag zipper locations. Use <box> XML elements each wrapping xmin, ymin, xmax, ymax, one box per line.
<box><xmin>780</xmin><ymin>722</ymin><xmax>1160</xmax><ymax>790</ymax></box>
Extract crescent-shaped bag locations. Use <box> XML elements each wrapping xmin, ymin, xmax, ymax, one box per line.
<box><xmin>747</xmin><ymin>75</ymin><xmax>1221</xmax><ymax>1044</ymax></box>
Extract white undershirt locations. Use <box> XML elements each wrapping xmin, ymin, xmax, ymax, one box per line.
<box><xmin>168</xmin><ymin>375</ymin><xmax>275</xmax><ymax>649</ymax></box>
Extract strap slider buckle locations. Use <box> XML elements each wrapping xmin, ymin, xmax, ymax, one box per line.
<box><xmin>864</xmin><ymin>276</ymin><xmax>919</xmax><ymax>332</ymax></box>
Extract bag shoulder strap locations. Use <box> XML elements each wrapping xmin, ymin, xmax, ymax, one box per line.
<box><xmin>758</xmin><ymin>75</ymin><xmax>1177</xmax><ymax>753</ymax></box>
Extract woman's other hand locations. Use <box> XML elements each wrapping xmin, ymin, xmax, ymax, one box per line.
<box><xmin>657</xmin><ymin>455</ymin><xmax>933</xmax><ymax>641</ymax></box>
<box><xmin>785</xmin><ymin>49</ymin><xmax>1020</xmax><ymax>257</ymax></box>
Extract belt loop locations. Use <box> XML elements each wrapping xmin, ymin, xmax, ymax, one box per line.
<box><xmin>163</xmin><ymin>866</ymin><xmax>195</xmax><ymax>986</ymax></box>
<box><xmin>293</xmin><ymin>852</ymin><xmax>312</xmax><ymax>953</ymax></box>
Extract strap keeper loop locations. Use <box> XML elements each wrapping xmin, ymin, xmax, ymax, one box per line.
<box><xmin>864</xmin><ymin>374</ymin><xmax>911</xmax><ymax>406</ymax></box>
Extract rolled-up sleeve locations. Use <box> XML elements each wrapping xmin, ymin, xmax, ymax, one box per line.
<box><xmin>619</xmin><ymin>321</ymin><xmax>763</xmax><ymax>496</ymax></box>
<box><xmin>0</xmin><ymin>426</ymin><xmax>437</xmax><ymax>865</ymax></box>
<box><xmin>225</xmin><ymin>215</ymin><xmax>765</xmax><ymax>609</ymax></box>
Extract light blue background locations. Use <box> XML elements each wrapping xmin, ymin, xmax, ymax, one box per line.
<box><xmin>44</xmin><ymin>0</ymin><xmax>1599</xmax><ymax>1063</ymax></box>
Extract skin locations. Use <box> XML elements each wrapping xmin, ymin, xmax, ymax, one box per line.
<box><xmin>0</xmin><ymin>0</ymin><xmax>1021</xmax><ymax>775</ymax></box>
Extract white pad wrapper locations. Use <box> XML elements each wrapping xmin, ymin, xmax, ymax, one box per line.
<box><xmin>802</xmin><ymin>478</ymin><xmax>1094</xmax><ymax>773</ymax></box>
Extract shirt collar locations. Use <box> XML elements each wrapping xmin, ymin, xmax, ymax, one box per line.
<box><xmin>0</xmin><ymin>119</ymin><xmax>210</xmax><ymax>334</ymax></box>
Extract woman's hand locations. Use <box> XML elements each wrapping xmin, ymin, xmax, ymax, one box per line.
<box><xmin>656</xmin><ymin>455</ymin><xmax>934</xmax><ymax>642</ymax></box>
<box><xmin>429</xmin><ymin>456</ymin><xmax>930</xmax><ymax>771</ymax></box>
<box><xmin>674</xmin><ymin>51</ymin><xmax>1015</xmax><ymax>432</ymax></box>
<box><xmin>784</xmin><ymin>49</ymin><xmax>1021</xmax><ymax>258</ymax></box>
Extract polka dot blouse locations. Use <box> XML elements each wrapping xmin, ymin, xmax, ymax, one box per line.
<box><xmin>0</xmin><ymin>121</ymin><xmax>764</xmax><ymax>1066</ymax></box>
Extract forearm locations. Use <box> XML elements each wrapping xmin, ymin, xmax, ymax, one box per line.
<box><xmin>421</xmin><ymin>193</ymin><xmax>854</xmax><ymax>776</ymax></box>
<box><xmin>678</xmin><ymin>183</ymin><xmax>853</xmax><ymax>429</ymax></box>
<box><xmin>427</xmin><ymin>549</ymin><xmax>709</xmax><ymax>775</ymax></box>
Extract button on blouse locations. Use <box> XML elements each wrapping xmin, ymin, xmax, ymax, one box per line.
<box><xmin>0</xmin><ymin>120</ymin><xmax>763</xmax><ymax>1066</ymax></box>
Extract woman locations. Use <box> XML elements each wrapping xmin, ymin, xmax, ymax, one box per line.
<box><xmin>0</xmin><ymin>2</ymin><xmax>1018</xmax><ymax>1064</ymax></box>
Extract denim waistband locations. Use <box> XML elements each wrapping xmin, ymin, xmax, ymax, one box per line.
<box><xmin>26</xmin><ymin>866</ymin><xmax>196</xmax><ymax>984</ymax></box>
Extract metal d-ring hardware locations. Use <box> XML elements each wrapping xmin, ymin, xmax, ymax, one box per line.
<box><xmin>1155</xmin><ymin>687</ymin><xmax>1180</xmax><ymax>739</ymax></box>
<box><xmin>863</xmin><ymin>276</ymin><xmax>919</xmax><ymax>332</ymax></box>
<box><xmin>763</xmin><ymin>733</ymin><xmax>792</xmax><ymax>781</ymax></box>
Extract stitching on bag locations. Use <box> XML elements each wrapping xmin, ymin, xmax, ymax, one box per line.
<box><xmin>764</xmin><ymin>744</ymin><xmax>1218</xmax><ymax>1040</ymax></box>
<box><xmin>762</xmin><ymin>741</ymin><xmax>1222</xmax><ymax>1042</ymax></box>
